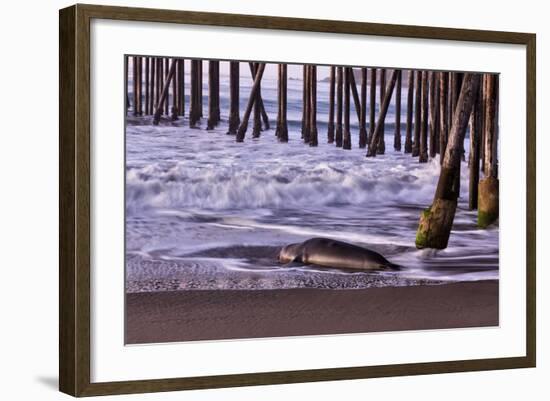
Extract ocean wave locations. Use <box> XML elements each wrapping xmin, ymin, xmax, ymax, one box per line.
<box><xmin>125</xmin><ymin>156</ymin><xmax>446</xmax><ymax>212</ymax></box>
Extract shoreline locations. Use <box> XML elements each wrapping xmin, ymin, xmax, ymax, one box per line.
<box><xmin>125</xmin><ymin>280</ymin><xmax>498</xmax><ymax>344</ymax></box>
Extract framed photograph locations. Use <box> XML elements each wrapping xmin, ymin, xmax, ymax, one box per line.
<box><xmin>59</xmin><ymin>4</ymin><xmax>536</xmax><ymax>397</ymax></box>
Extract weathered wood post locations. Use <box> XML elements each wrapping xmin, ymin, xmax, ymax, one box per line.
<box><xmin>309</xmin><ymin>65</ymin><xmax>319</xmax><ymax>147</ymax></box>
<box><xmin>412</xmin><ymin>70</ymin><xmax>422</xmax><ymax>157</ymax></box>
<box><xmin>359</xmin><ymin>67</ymin><xmax>368</xmax><ymax>148</ymax></box>
<box><xmin>198</xmin><ymin>60</ymin><xmax>203</xmax><ymax>118</ymax></box>
<box><xmin>301</xmin><ymin>65</ymin><xmax>307</xmax><ymax>139</ymax></box>
<box><xmin>251</xmin><ymin>63</ymin><xmax>262</xmax><ymax>138</ymax></box>
<box><xmin>136</xmin><ymin>57</ymin><xmax>143</xmax><ymax>116</ymax></box>
<box><xmin>419</xmin><ymin>71</ymin><xmax>429</xmax><ymax>163</ymax></box>
<box><xmin>343</xmin><ymin>68</ymin><xmax>352</xmax><ymax>150</ymax></box>
<box><xmin>247</xmin><ymin>63</ymin><xmax>269</xmax><ymax>130</ymax></box>
<box><xmin>394</xmin><ymin>69</ymin><xmax>402</xmax><ymax>151</ymax></box>
<box><xmin>335</xmin><ymin>67</ymin><xmax>343</xmax><ymax>147</ymax></box>
<box><xmin>415</xmin><ymin>73</ymin><xmax>481</xmax><ymax>249</ymax></box>
<box><xmin>366</xmin><ymin>70</ymin><xmax>398</xmax><ymax>157</ymax></box>
<box><xmin>156</xmin><ymin>58</ymin><xmax>162</xmax><ymax>114</ymax></box>
<box><xmin>377</xmin><ymin>69</ymin><xmax>386</xmax><ymax>154</ymax></box>
<box><xmin>451</xmin><ymin>72</ymin><xmax>465</xmax><ymax>197</ymax></box>
<box><xmin>227</xmin><ymin>61</ymin><xmax>240</xmax><ymax>135</ymax></box>
<box><xmin>236</xmin><ymin>63</ymin><xmax>266</xmax><ymax>142</ymax></box>
<box><xmin>302</xmin><ymin>65</ymin><xmax>311</xmax><ymax>143</ymax></box>
<box><xmin>125</xmin><ymin>56</ymin><xmax>130</xmax><ymax>112</ymax></box>
<box><xmin>189</xmin><ymin>60</ymin><xmax>200</xmax><ymax>127</ymax></box>
<box><xmin>439</xmin><ymin>71</ymin><xmax>449</xmax><ymax>163</ymax></box>
<box><xmin>153</xmin><ymin>59</ymin><xmax>177</xmax><ymax>125</ymax></box>
<box><xmin>207</xmin><ymin>60</ymin><xmax>220</xmax><ymax>129</ymax></box>
<box><xmin>144</xmin><ymin>57</ymin><xmax>150</xmax><ymax>115</ymax></box>
<box><xmin>159</xmin><ymin>58</ymin><xmax>165</xmax><ymax>115</ymax></box>
<box><xmin>469</xmin><ymin>78</ymin><xmax>482</xmax><ymax>210</ymax></box>
<box><xmin>163</xmin><ymin>58</ymin><xmax>170</xmax><ymax>116</ymax></box>
<box><xmin>429</xmin><ymin>72</ymin><xmax>439</xmax><ymax>158</ymax></box>
<box><xmin>368</xmin><ymin>68</ymin><xmax>376</xmax><ymax>146</ymax></box>
<box><xmin>150</xmin><ymin>58</ymin><xmax>156</xmax><ymax>116</ymax></box>
<box><xmin>327</xmin><ymin>66</ymin><xmax>336</xmax><ymax>143</ymax></box>
<box><xmin>478</xmin><ymin>73</ymin><xmax>499</xmax><ymax>227</ymax></box>
<box><xmin>276</xmin><ymin>64</ymin><xmax>282</xmax><ymax>139</ymax></box>
<box><xmin>404</xmin><ymin>70</ymin><xmax>414</xmax><ymax>153</ymax></box>
<box><xmin>171</xmin><ymin>58</ymin><xmax>178</xmax><ymax>120</ymax></box>
<box><xmin>132</xmin><ymin>56</ymin><xmax>138</xmax><ymax>116</ymax></box>
<box><xmin>348</xmin><ymin>70</ymin><xmax>363</xmax><ymax>123</ymax></box>
<box><xmin>278</xmin><ymin>63</ymin><xmax>289</xmax><ymax>142</ymax></box>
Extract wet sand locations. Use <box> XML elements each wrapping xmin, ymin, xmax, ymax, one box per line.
<box><xmin>125</xmin><ymin>280</ymin><xmax>498</xmax><ymax>344</ymax></box>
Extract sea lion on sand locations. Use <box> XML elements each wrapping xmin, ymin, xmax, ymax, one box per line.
<box><xmin>278</xmin><ymin>237</ymin><xmax>399</xmax><ymax>271</ymax></box>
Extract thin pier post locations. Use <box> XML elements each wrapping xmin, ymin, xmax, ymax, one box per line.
<box><xmin>302</xmin><ymin>65</ymin><xmax>311</xmax><ymax>143</ymax></box>
<box><xmin>359</xmin><ymin>67</ymin><xmax>368</xmax><ymax>148</ymax></box>
<box><xmin>189</xmin><ymin>60</ymin><xmax>200</xmax><ymax>127</ymax></box>
<box><xmin>404</xmin><ymin>70</ymin><xmax>414</xmax><ymax>153</ymax></box>
<box><xmin>171</xmin><ymin>58</ymin><xmax>178</xmax><ymax>120</ymax></box>
<box><xmin>252</xmin><ymin>63</ymin><xmax>262</xmax><ymax>138</ymax></box>
<box><xmin>207</xmin><ymin>60</ymin><xmax>220</xmax><ymax>129</ymax></box>
<box><xmin>368</xmin><ymin>68</ymin><xmax>376</xmax><ymax>146</ymax></box>
<box><xmin>327</xmin><ymin>66</ymin><xmax>336</xmax><ymax>143</ymax></box>
<box><xmin>153</xmin><ymin>59</ymin><xmax>177</xmax><ymax>125</ymax></box>
<box><xmin>394</xmin><ymin>69</ymin><xmax>402</xmax><ymax>151</ymax></box>
<box><xmin>377</xmin><ymin>68</ymin><xmax>386</xmax><ymax>154</ymax></box>
<box><xmin>343</xmin><ymin>67</ymin><xmax>351</xmax><ymax>150</ymax></box>
<box><xmin>236</xmin><ymin>63</ymin><xmax>266</xmax><ymax>142</ymax></box>
<box><xmin>335</xmin><ymin>67</ymin><xmax>343</xmax><ymax>147</ymax></box>
<box><xmin>164</xmin><ymin>58</ymin><xmax>169</xmax><ymax>116</ymax></box>
<box><xmin>145</xmin><ymin>57</ymin><xmax>150</xmax><ymax>115</ymax></box>
<box><xmin>439</xmin><ymin>71</ymin><xmax>449</xmax><ymax>163</ymax></box>
<box><xmin>227</xmin><ymin>61</ymin><xmax>240</xmax><ymax>135</ymax></box>
<box><xmin>412</xmin><ymin>70</ymin><xmax>422</xmax><ymax>157</ymax></box>
<box><xmin>132</xmin><ymin>56</ymin><xmax>138</xmax><ymax>116</ymax></box>
<box><xmin>125</xmin><ymin>56</ymin><xmax>129</xmax><ymax>112</ymax></box>
<box><xmin>278</xmin><ymin>63</ymin><xmax>289</xmax><ymax>142</ymax></box>
<box><xmin>309</xmin><ymin>65</ymin><xmax>318</xmax><ymax>147</ymax></box>
<box><xmin>419</xmin><ymin>70</ymin><xmax>429</xmax><ymax>163</ymax></box>
<box><xmin>478</xmin><ymin>73</ymin><xmax>499</xmax><ymax>228</ymax></box>
<box><xmin>469</xmin><ymin>80</ymin><xmax>482</xmax><ymax>210</ymax></box>
<box><xmin>367</xmin><ymin>70</ymin><xmax>399</xmax><ymax>157</ymax></box>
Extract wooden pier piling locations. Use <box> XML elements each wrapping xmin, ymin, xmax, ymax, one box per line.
<box><xmin>207</xmin><ymin>60</ymin><xmax>220</xmax><ymax>129</ymax></box>
<box><xmin>335</xmin><ymin>67</ymin><xmax>344</xmax><ymax>147</ymax></box>
<box><xmin>236</xmin><ymin>63</ymin><xmax>266</xmax><ymax>142</ymax></box>
<box><xmin>189</xmin><ymin>60</ymin><xmax>201</xmax><ymax>127</ymax></box>
<box><xmin>404</xmin><ymin>70</ymin><xmax>414</xmax><ymax>153</ymax></box>
<box><xmin>227</xmin><ymin>61</ymin><xmax>240</xmax><ymax>135</ymax></box>
<box><xmin>439</xmin><ymin>72</ymin><xmax>449</xmax><ymax>163</ymax></box>
<box><xmin>468</xmin><ymin>79</ymin><xmax>482</xmax><ymax>210</ymax></box>
<box><xmin>368</xmin><ymin>68</ymin><xmax>376</xmax><ymax>146</ymax></box>
<box><xmin>412</xmin><ymin>70</ymin><xmax>422</xmax><ymax>157</ymax></box>
<box><xmin>327</xmin><ymin>66</ymin><xmax>336</xmax><ymax>143</ymax></box>
<box><xmin>366</xmin><ymin>70</ymin><xmax>398</xmax><ymax>157</ymax></box>
<box><xmin>343</xmin><ymin>68</ymin><xmax>352</xmax><ymax>150</ymax></box>
<box><xmin>394</xmin><ymin>69</ymin><xmax>402</xmax><ymax>151</ymax></box>
<box><xmin>309</xmin><ymin>65</ymin><xmax>319</xmax><ymax>147</ymax></box>
<box><xmin>153</xmin><ymin>59</ymin><xmax>177</xmax><ymax>125</ymax></box>
<box><xmin>419</xmin><ymin>70</ymin><xmax>429</xmax><ymax>163</ymax></box>
<box><xmin>277</xmin><ymin>63</ymin><xmax>289</xmax><ymax>143</ymax></box>
<box><xmin>478</xmin><ymin>73</ymin><xmax>499</xmax><ymax>228</ymax></box>
<box><xmin>377</xmin><ymin>68</ymin><xmax>386</xmax><ymax>154</ymax></box>
<box><xmin>359</xmin><ymin>68</ymin><xmax>368</xmax><ymax>148</ymax></box>
<box><xmin>415</xmin><ymin>73</ymin><xmax>481</xmax><ymax>249</ymax></box>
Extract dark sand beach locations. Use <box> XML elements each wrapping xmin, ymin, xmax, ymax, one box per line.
<box><xmin>125</xmin><ymin>280</ymin><xmax>498</xmax><ymax>344</ymax></box>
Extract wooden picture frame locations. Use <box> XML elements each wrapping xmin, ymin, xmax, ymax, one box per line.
<box><xmin>59</xmin><ymin>3</ymin><xmax>536</xmax><ymax>397</ymax></box>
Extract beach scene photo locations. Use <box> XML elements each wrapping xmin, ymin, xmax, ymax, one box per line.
<box><xmin>124</xmin><ymin>56</ymin><xmax>499</xmax><ymax>344</ymax></box>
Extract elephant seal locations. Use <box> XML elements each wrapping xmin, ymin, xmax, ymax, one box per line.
<box><xmin>278</xmin><ymin>237</ymin><xmax>399</xmax><ymax>271</ymax></box>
